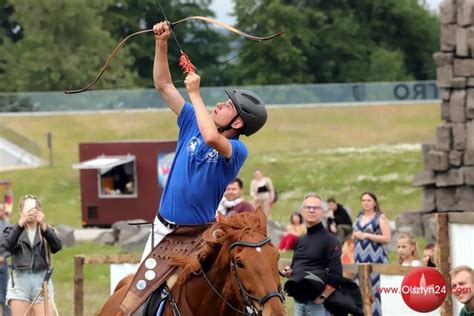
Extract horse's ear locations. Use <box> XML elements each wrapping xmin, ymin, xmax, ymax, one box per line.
<box><xmin>210</xmin><ymin>228</ymin><xmax>225</xmax><ymax>242</ymax></box>
<box><xmin>255</xmin><ymin>206</ymin><xmax>267</xmax><ymax>234</ymax></box>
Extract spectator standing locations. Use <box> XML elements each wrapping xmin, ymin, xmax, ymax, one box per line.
<box><xmin>283</xmin><ymin>193</ymin><xmax>342</xmax><ymax>316</ymax></box>
<box><xmin>249</xmin><ymin>169</ymin><xmax>275</xmax><ymax>219</ymax></box>
<box><xmin>0</xmin><ymin>204</ymin><xmax>11</xmax><ymax>316</ymax></box>
<box><xmin>141</xmin><ymin>22</ymin><xmax>267</xmax><ymax>262</ymax></box>
<box><xmin>396</xmin><ymin>232</ymin><xmax>422</xmax><ymax>266</ymax></box>
<box><xmin>450</xmin><ymin>265</ymin><xmax>474</xmax><ymax>316</ymax></box>
<box><xmin>216</xmin><ymin>178</ymin><xmax>254</xmax><ymax>217</ymax></box>
<box><xmin>278</xmin><ymin>212</ymin><xmax>306</xmax><ymax>253</ymax></box>
<box><xmin>1</xmin><ymin>182</ymin><xmax>13</xmax><ymax>221</ymax></box>
<box><xmin>326</xmin><ymin>197</ymin><xmax>353</xmax><ymax>244</ymax></box>
<box><xmin>3</xmin><ymin>195</ymin><xmax>62</xmax><ymax>315</ymax></box>
<box><xmin>352</xmin><ymin>192</ymin><xmax>391</xmax><ymax>316</ymax></box>
<box><xmin>422</xmin><ymin>243</ymin><xmax>436</xmax><ymax>267</ymax></box>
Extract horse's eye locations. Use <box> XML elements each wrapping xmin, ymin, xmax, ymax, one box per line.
<box><xmin>235</xmin><ymin>259</ymin><xmax>245</xmax><ymax>269</ymax></box>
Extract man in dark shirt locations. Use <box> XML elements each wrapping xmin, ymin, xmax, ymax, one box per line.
<box><xmin>283</xmin><ymin>193</ymin><xmax>342</xmax><ymax>316</ymax></box>
<box><xmin>326</xmin><ymin>197</ymin><xmax>353</xmax><ymax>244</ymax></box>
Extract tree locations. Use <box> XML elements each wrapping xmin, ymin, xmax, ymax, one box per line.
<box><xmin>0</xmin><ymin>0</ymin><xmax>23</xmax><ymax>43</ymax></box>
<box><xmin>102</xmin><ymin>0</ymin><xmax>231</xmax><ymax>87</ymax></box>
<box><xmin>230</xmin><ymin>0</ymin><xmax>439</xmax><ymax>84</ymax></box>
<box><xmin>0</xmin><ymin>0</ymin><xmax>138</xmax><ymax>92</ymax></box>
<box><xmin>230</xmin><ymin>0</ymin><xmax>315</xmax><ymax>85</ymax></box>
<box><xmin>366</xmin><ymin>47</ymin><xmax>413</xmax><ymax>81</ymax></box>
<box><xmin>347</xmin><ymin>0</ymin><xmax>439</xmax><ymax>80</ymax></box>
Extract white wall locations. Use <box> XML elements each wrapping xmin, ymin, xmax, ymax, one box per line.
<box><xmin>449</xmin><ymin>223</ymin><xmax>474</xmax><ymax>315</ymax></box>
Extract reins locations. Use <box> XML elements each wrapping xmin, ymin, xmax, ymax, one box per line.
<box><xmin>197</xmin><ymin>236</ymin><xmax>284</xmax><ymax>315</ymax></box>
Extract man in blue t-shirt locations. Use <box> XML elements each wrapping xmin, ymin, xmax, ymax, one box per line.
<box><xmin>140</xmin><ymin>21</ymin><xmax>268</xmax><ymax>261</ymax></box>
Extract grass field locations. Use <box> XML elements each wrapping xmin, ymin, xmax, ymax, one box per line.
<box><xmin>0</xmin><ymin>102</ymin><xmax>441</xmax><ymax>314</ymax></box>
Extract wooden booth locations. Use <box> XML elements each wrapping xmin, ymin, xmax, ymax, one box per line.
<box><xmin>73</xmin><ymin>140</ymin><xmax>176</xmax><ymax>227</ymax></box>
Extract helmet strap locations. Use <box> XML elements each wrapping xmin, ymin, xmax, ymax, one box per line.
<box><xmin>217</xmin><ymin>114</ymin><xmax>240</xmax><ymax>134</ymax></box>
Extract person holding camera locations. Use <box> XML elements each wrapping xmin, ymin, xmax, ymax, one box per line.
<box><xmin>3</xmin><ymin>195</ymin><xmax>62</xmax><ymax>315</ymax></box>
<box><xmin>0</xmin><ymin>203</ymin><xmax>11</xmax><ymax>316</ymax></box>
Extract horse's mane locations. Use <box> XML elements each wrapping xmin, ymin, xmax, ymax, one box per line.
<box><xmin>172</xmin><ymin>212</ymin><xmax>266</xmax><ymax>283</ymax></box>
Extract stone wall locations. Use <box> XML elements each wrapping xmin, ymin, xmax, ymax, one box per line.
<box><xmin>413</xmin><ymin>0</ymin><xmax>474</xmax><ymax>212</ymax></box>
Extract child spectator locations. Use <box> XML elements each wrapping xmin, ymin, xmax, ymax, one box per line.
<box><xmin>341</xmin><ymin>239</ymin><xmax>355</xmax><ymax>264</ymax></box>
<box><xmin>278</xmin><ymin>212</ymin><xmax>306</xmax><ymax>253</ymax></box>
<box><xmin>423</xmin><ymin>243</ymin><xmax>436</xmax><ymax>267</ymax></box>
<box><xmin>341</xmin><ymin>239</ymin><xmax>355</xmax><ymax>279</ymax></box>
<box><xmin>397</xmin><ymin>232</ymin><xmax>422</xmax><ymax>266</ymax></box>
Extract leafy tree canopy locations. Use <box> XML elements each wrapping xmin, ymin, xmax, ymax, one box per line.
<box><xmin>230</xmin><ymin>0</ymin><xmax>439</xmax><ymax>84</ymax></box>
<box><xmin>0</xmin><ymin>0</ymin><xmax>440</xmax><ymax>92</ymax></box>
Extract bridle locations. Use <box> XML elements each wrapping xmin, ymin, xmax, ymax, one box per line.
<box><xmin>230</xmin><ymin>237</ymin><xmax>285</xmax><ymax>314</ymax></box>
<box><xmin>199</xmin><ymin>236</ymin><xmax>285</xmax><ymax>315</ymax></box>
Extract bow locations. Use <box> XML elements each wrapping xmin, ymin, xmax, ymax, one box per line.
<box><xmin>64</xmin><ymin>17</ymin><xmax>284</xmax><ymax>94</ymax></box>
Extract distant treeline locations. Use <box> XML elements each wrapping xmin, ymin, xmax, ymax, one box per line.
<box><xmin>0</xmin><ymin>0</ymin><xmax>439</xmax><ymax>94</ymax></box>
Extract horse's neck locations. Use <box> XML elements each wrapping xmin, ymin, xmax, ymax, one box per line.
<box><xmin>170</xmin><ymin>265</ymin><xmax>244</xmax><ymax>316</ymax></box>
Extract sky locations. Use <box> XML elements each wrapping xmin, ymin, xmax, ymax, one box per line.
<box><xmin>210</xmin><ymin>0</ymin><xmax>442</xmax><ymax>25</ymax></box>
<box><xmin>209</xmin><ymin>0</ymin><xmax>235</xmax><ymax>24</ymax></box>
<box><xmin>425</xmin><ymin>0</ymin><xmax>442</xmax><ymax>11</ymax></box>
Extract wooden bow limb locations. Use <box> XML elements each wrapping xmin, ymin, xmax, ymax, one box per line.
<box><xmin>170</xmin><ymin>16</ymin><xmax>285</xmax><ymax>42</ymax></box>
<box><xmin>64</xmin><ymin>17</ymin><xmax>284</xmax><ymax>94</ymax></box>
<box><xmin>64</xmin><ymin>29</ymin><xmax>153</xmax><ymax>94</ymax></box>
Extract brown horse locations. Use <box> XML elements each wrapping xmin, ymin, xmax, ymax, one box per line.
<box><xmin>97</xmin><ymin>207</ymin><xmax>287</xmax><ymax>316</ymax></box>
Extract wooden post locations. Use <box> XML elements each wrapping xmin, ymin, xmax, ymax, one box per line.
<box><xmin>43</xmin><ymin>280</ymin><xmax>49</xmax><ymax>316</ymax></box>
<box><xmin>436</xmin><ymin>213</ymin><xmax>453</xmax><ymax>316</ymax></box>
<box><xmin>47</xmin><ymin>132</ymin><xmax>53</xmax><ymax>166</ymax></box>
<box><xmin>74</xmin><ymin>256</ymin><xmax>84</xmax><ymax>316</ymax></box>
<box><xmin>358</xmin><ymin>263</ymin><xmax>373</xmax><ymax>316</ymax></box>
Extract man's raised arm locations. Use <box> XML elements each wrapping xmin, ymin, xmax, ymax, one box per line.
<box><xmin>153</xmin><ymin>22</ymin><xmax>185</xmax><ymax>116</ymax></box>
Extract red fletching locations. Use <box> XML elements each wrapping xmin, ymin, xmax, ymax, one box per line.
<box><xmin>179</xmin><ymin>52</ymin><xmax>196</xmax><ymax>74</ymax></box>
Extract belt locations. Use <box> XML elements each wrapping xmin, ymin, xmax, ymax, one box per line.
<box><xmin>157</xmin><ymin>213</ymin><xmax>177</xmax><ymax>230</ymax></box>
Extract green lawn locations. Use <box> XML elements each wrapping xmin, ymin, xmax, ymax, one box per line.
<box><xmin>0</xmin><ymin>102</ymin><xmax>441</xmax><ymax>314</ymax></box>
<box><xmin>52</xmin><ymin>242</ymin><xmax>130</xmax><ymax>315</ymax></box>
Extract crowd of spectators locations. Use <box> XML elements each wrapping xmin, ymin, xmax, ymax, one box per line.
<box><xmin>270</xmin><ymin>189</ymin><xmax>471</xmax><ymax>316</ymax></box>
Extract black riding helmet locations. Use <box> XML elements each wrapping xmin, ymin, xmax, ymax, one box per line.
<box><xmin>224</xmin><ymin>89</ymin><xmax>267</xmax><ymax>136</ymax></box>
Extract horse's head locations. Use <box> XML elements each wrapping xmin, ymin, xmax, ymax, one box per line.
<box><xmin>172</xmin><ymin>207</ymin><xmax>286</xmax><ymax>315</ymax></box>
<box><xmin>213</xmin><ymin>207</ymin><xmax>287</xmax><ymax>316</ymax></box>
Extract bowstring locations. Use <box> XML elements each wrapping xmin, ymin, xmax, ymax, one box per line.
<box><xmin>71</xmin><ymin>0</ymin><xmax>279</xmax><ymax>92</ymax></box>
<box><xmin>218</xmin><ymin>40</ymin><xmax>268</xmax><ymax>66</ymax></box>
<box><xmin>150</xmin><ymin>2</ymin><xmax>276</xmax><ymax>70</ymax></box>
<box><xmin>153</xmin><ymin>0</ymin><xmax>185</xmax><ymax>54</ymax></box>
<box><xmin>82</xmin><ymin>39</ymin><xmax>272</xmax><ymax>91</ymax></box>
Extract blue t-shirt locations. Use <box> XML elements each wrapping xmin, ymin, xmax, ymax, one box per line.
<box><xmin>158</xmin><ymin>102</ymin><xmax>248</xmax><ymax>224</ymax></box>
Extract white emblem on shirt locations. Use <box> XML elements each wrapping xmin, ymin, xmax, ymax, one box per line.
<box><xmin>187</xmin><ymin>137</ymin><xmax>200</xmax><ymax>155</ymax></box>
<box><xmin>205</xmin><ymin>149</ymin><xmax>219</xmax><ymax>162</ymax></box>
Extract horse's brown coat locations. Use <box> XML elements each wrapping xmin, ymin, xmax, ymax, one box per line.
<box><xmin>97</xmin><ymin>208</ymin><xmax>287</xmax><ymax>316</ymax></box>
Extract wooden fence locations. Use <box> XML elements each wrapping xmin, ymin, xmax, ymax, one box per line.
<box><xmin>73</xmin><ymin>255</ymin><xmax>429</xmax><ymax>316</ymax></box>
<box><xmin>74</xmin><ymin>213</ymin><xmax>466</xmax><ymax>316</ymax></box>
<box><xmin>74</xmin><ymin>254</ymin><xmax>140</xmax><ymax>316</ymax></box>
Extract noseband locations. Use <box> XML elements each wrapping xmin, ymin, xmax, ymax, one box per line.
<box><xmin>200</xmin><ymin>236</ymin><xmax>285</xmax><ymax>315</ymax></box>
<box><xmin>230</xmin><ymin>237</ymin><xmax>285</xmax><ymax>315</ymax></box>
